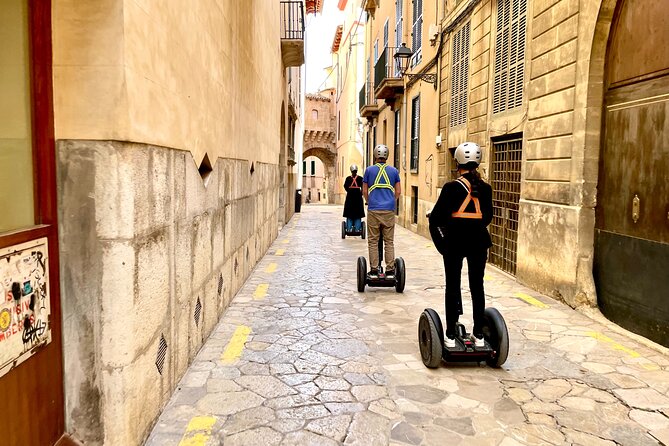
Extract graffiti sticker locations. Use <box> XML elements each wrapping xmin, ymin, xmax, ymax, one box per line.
<box><xmin>0</xmin><ymin>238</ymin><xmax>51</xmax><ymax>378</ymax></box>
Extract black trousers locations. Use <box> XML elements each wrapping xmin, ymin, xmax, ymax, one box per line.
<box><xmin>443</xmin><ymin>247</ymin><xmax>488</xmax><ymax>338</ymax></box>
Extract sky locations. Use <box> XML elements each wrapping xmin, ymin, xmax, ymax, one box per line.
<box><xmin>304</xmin><ymin>1</ymin><xmax>346</xmax><ymax>94</ymax></box>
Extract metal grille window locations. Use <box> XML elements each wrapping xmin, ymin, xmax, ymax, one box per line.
<box><xmin>384</xmin><ymin>19</ymin><xmax>389</xmax><ymax>48</ymax></box>
<box><xmin>412</xmin><ymin>0</ymin><xmax>423</xmax><ymax>66</ymax></box>
<box><xmin>493</xmin><ymin>0</ymin><xmax>527</xmax><ymax>114</ymax></box>
<box><xmin>410</xmin><ymin>95</ymin><xmax>420</xmax><ymax>171</ymax></box>
<box><xmin>450</xmin><ymin>22</ymin><xmax>470</xmax><ymax>127</ymax></box>
<box><xmin>394</xmin><ymin>109</ymin><xmax>401</xmax><ymax>169</ymax></box>
<box><xmin>394</xmin><ymin>0</ymin><xmax>403</xmax><ymax>76</ymax></box>
<box><xmin>489</xmin><ymin>137</ymin><xmax>522</xmax><ymax>275</ymax></box>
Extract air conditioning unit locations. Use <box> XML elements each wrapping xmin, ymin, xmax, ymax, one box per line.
<box><xmin>429</xmin><ymin>24</ymin><xmax>440</xmax><ymax>46</ymax></box>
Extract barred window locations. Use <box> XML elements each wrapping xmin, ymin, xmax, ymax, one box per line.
<box><xmin>410</xmin><ymin>95</ymin><xmax>421</xmax><ymax>171</ymax></box>
<box><xmin>394</xmin><ymin>0</ymin><xmax>404</xmax><ymax>76</ymax></box>
<box><xmin>450</xmin><ymin>22</ymin><xmax>470</xmax><ymax>127</ymax></box>
<box><xmin>493</xmin><ymin>0</ymin><xmax>527</xmax><ymax>114</ymax></box>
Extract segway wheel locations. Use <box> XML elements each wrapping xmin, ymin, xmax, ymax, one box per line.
<box><xmin>482</xmin><ymin>307</ymin><xmax>509</xmax><ymax>368</ymax></box>
<box><xmin>418</xmin><ymin>309</ymin><xmax>444</xmax><ymax>368</ymax></box>
<box><xmin>394</xmin><ymin>257</ymin><xmax>405</xmax><ymax>293</ymax></box>
<box><xmin>356</xmin><ymin>256</ymin><xmax>367</xmax><ymax>292</ymax></box>
<box><xmin>341</xmin><ymin>221</ymin><xmax>346</xmax><ymax>239</ymax></box>
<box><xmin>361</xmin><ymin>222</ymin><xmax>366</xmax><ymax>239</ymax></box>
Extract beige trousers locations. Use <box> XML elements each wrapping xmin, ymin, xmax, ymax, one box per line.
<box><xmin>367</xmin><ymin>210</ymin><xmax>396</xmax><ymax>270</ymax></box>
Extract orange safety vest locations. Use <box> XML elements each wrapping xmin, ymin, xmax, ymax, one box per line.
<box><xmin>349</xmin><ymin>176</ymin><xmax>361</xmax><ymax>189</ymax></box>
<box><xmin>451</xmin><ymin>177</ymin><xmax>482</xmax><ymax>219</ymax></box>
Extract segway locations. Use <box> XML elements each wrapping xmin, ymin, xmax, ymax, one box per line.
<box><xmin>342</xmin><ymin>220</ymin><xmax>366</xmax><ymax>239</ymax></box>
<box><xmin>418</xmin><ymin>307</ymin><xmax>509</xmax><ymax>368</ymax></box>
<box><xmin>356</xmin><ymin>231</ymin><xmax>405</xmax><ymax>293</ymax></box>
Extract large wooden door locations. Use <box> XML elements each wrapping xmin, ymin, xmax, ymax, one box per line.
<box><xmin>594</xmin><ymin>0</ymin><xmax>669</xmax><ymax>347</ymax></box>
<box><xmin>0</xmin><ymin>1</ymin><xmax>65</xmax><ymax>444</ymax></box>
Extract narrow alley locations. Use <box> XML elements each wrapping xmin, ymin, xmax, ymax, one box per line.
<box><xmin>146</xmin><ymin>206</ymin><xmax>669</xmax><ymax>446</ymax></box>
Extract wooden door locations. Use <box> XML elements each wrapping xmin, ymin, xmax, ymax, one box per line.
<box><xmin>594</xmin><ymin>0</ymin><xmax>669</xmax><ymax>347</ymax></box>
<box><xmin>0</xmin><ymin>1</ymin><xmax>65</xmax><ymax>444</ymax></box>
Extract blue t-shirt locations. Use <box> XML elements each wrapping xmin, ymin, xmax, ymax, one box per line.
<box><xmin>363</xmin><ymin>163</ymin><xmax>400</xmax><ymax>211</ymax></box>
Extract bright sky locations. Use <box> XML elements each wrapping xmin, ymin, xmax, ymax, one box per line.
<box><xmin>304</xmin><ymin>1</ymin><xmax>346</xmax><ymax>94</ymax></box>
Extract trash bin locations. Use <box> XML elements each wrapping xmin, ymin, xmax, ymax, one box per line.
<box><xmin>295</xmin><ymin>189</ymin><xmax>302</xmax><ymax>213</ymax></box>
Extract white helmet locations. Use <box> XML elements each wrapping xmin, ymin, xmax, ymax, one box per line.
<box><xmin>454</xmin><ymin>142</ymin><xmax>482</xmax><ymax>166</ymax></box>
<box><xmin>373</xmin><ymin>144</ymin><xmax>389</xmax><ymax>160</ymax></box>
<box><xmin>350</xmin><ymin>164</ymin><xmax>358</xmax><ymax>173</ymax></box>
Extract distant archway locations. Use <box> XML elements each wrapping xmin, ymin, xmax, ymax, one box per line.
<box><xmin>303</xmin><ymin>147</ymin><xmax>336</xmax><ymax>204</ymax></box>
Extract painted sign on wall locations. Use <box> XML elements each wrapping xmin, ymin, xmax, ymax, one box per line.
<box><xmin>0</xmin><ymin>238</ymin><xmax>51</xmax><ymax>378</ymax></box>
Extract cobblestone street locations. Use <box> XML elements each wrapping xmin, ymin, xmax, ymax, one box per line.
<box><xmin>147</xmin><ymin>206</ymin><xmax>669</xmax><ymax>446</ymax></box>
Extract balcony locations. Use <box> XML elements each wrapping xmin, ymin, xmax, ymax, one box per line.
<box><xmin>374</xmin><ymin>47</ymin><xmax>404</xmax><ymax>100</ymax></box>
<box><xmin>280</xmin><ymin>1</ymin><xmax>305</xmax><ymax>67</ymax></box>
<box><xmin>359</xmin><ymin>81</ymin><xmax>379</xmax><ymax>118</ymax></box>
<box><xmin>362</xmin><ymin>0</ymin><xmax>380</xmax><ymax>16</ymax></box>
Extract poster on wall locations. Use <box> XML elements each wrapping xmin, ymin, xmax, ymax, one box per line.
<box><xmin>0</xmin><ymin>238</ymin><xmax>51</xmax><ymax>378</ymax></box>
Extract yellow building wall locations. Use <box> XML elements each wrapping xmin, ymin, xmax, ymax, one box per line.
<box><xmin>52</xmin><ymin>0</ymin><xmax>284</xmax><ymax>166</ymax></box>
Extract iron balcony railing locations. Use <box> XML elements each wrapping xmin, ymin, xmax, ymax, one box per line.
<box><xmin>359</xmin><ymin>81</ymin><xmax>377</xmax><ymax>110</ymax></box>
<box><xmin>374</xmin><ymin>46</ymin><xmax>401</xmax><ymax>88</ymax></box>
<box><xmin>280</xmin><ymin>1</ymin><xmax>305</xmax><ymax>40</ymax></box>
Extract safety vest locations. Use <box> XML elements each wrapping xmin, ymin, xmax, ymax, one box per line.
<box><xmin>349</xmin><ymin>176</ymin><xmax>361</xmax><ymax>189</ymax></box>
<box><xmin>451</xmin><ymin>177</ymin><xmax>482</xmax><ymax>219</ymax></box>
<box><xmin>368</xmin><ymin>163</ymin><xmax>395</xmax><ymax>194</ymax></box>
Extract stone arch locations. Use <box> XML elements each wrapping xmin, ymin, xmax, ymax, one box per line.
<box><xmin>303</xmin><ymin>147</ymin><xmax>336</xmax><ymax>204</ymax></box>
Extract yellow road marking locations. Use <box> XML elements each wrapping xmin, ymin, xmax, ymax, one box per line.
<box><xmin>515</xmin><ymin>292</ymin><xmax>549</xmax><ymax>309</ymax></box>
<box><xmin>586</xmin><ymin>331</ymin><xmax>641</xmax><ymax>358</ymax></box>
<box><xmin>253</xmin><ymin>283</ymin><xmax>269</xmax><ymax>299</ymax></box>
<box><xmin>425</xmin><ymin>243</ymin><xmax>433</xmax><ymax>248</ymax></box>
<box><xmin>265</xmin><ymin>263</ymin><xmax>278</xmax><ymax>273</ymax></box>
<box><xmin>282</xmin><ymin>239</ymin><xmax>290</xmax><ymax>244</ymax></box>
<box><xmin>221</xmin><ymin>325</ymin><xmax>252</xmax><ymax>363</ymax></box>
<box><xmin>484</xmin><ymin>275</ymin><xmax>493</xmax><ymax>281</ymax></box>
<box><xmin>178</xmin><ymin>415</ymin><xmax>216</xmax><ymax>446</ymax></box>
<box><xmin>275</xmin><ymin>249</ymin><xmax>285</xmax><ymax>256</ymax></box>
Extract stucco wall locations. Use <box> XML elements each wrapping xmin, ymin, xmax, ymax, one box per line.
<box><xmin>58</xmin><ymin>141</ymin><xmax>279</xmax><ymax>445</ymax></box>
<box><xmin>52</xmin><ymin>0</ymin><xmax>284</xmax><ymax>166</ymax></box>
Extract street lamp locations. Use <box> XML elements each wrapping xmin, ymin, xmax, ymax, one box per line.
<box><xmin>393</xmin><ymin>43</ymin><xmax>437</xmax><ymax>89</ymax></box>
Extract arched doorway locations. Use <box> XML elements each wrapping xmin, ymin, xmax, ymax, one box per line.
<box><xmin>594</xmin><ymin>0</ymin><xmax>669</xmax><ymax>347</ymax></box>
<box><xmin>302</xmin><ymin>147</ymin><xmax>336</xmax><ymax>205</ymax></box>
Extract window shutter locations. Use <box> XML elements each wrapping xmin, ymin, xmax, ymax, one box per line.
<box><xmin>450</xmin><ymin>22</ymin><xmax>470</xmax><ymax>127</ymax></box>
<box><xmin>493</xmin><ymin>0</ymin><xmax>527</xmax><ymax>114</ymax></box>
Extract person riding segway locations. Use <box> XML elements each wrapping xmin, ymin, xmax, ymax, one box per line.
<box><xmin>342</xmin><ymin>164</ymin><xmax>366</xmax><ymax>239</ymax></box>
<box><xmin>356</xmin><ymin>145</ymin><xmax>405</xmax><ymax>292</ymax></box>
<box><xmin>419</xmin><ymin>142</ymin><xmax>509</xmax><ymax>368</ymax></box>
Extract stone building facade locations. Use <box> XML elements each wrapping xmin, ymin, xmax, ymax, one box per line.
<box><xmin>22</xmin><ymin>1</ymin><xmax>309</xmax><ymax>445</ymax></box>
<box><xmin>359</xmin><ymin>0</ymin><xmax>668</xmax><ymax>346</ymax></box>
<box><xmin>303</xmin><ymin>92</ymin><xmax>337</xmax><ymax>204</ymax></box>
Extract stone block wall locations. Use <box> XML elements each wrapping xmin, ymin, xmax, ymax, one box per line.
<box><xmin>57</xmin><ymin>140</ymin><xmax>279</xmax><ymax>445</ymax></box>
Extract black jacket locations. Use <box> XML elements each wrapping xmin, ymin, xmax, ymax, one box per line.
<box><xmin>343</xmin><ymin>175</ymin><xmax>365</xmax><ymax>219</ymax></box>
<box><xmin>429</xmin><ymin>172</ymin><xmax>493</xmax><ymax>255</ymax></box>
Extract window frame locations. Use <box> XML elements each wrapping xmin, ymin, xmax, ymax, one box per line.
<box><xmin>410</xmin><ymin>95</ymin><xmax>420</xmax><ymax>172</ymax></box>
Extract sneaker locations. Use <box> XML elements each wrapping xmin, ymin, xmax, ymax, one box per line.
<box><xmin>473</xmin><ymin>334</ymin><xmax>485</xmax><ymax>348</ymax></box>
<box><xmin>385</xmin><ymin>268</ymin><xmax>395</xmax><ymax>277</ymax></box>
<box><xmin>444</xmin><ymin>336</ymin><xmax>456</xmax><ymax>348</ymax></box>
<box><xmin>368</xmin><ymin>269</ymin><xmax>379</xmax><ymax>279</ymax></box>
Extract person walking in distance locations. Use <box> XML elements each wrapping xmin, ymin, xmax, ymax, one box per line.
<box><xmin>362</xmin><ymin>145</ymin><xmax>401</xmax><ymax>278</ymax></box>
<box><xmin>343</xmin><ymin>164</ymin><xmax>365</xmax><ymax>232</ymax></box>
<box><xmin>428</xmin><ymin>142</ymin><xmax>493</xmax><ymax>348</ymax></box>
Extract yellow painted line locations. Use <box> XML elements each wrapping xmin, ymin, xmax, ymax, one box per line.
<box><xmin>253</xmin><ymin>283</ymin><xmax>269</xmax><ymax>299</ymax></box>
<box><xmin>425</xmin><ymin>243</ymin><xmax>433</xmax><ymax>248</ymax></box>
<box><xmin>265</xmin><ymin>263</ymin><xmax>278</xmax><ymax>273</ymax></box>
<box><xmin>484</xmin><ymin>275</ymin><xmax>493</xmax><ymax>281</ymax></box>
<box><xmin>178</xmin><ymin>415</ymin><xmax>216</xmax><ymax>446</ymax></box>
<box><xmin>221</xmin><ymin>325</ymin><xmax>252</xmax><ymax>363</ymax></box>
<box><xmin>282</xmin><ymin>239</ymin><xmax>290</xmax><ymax>244</ymax></box>
<box><xmin>275</xmin><ymin>249</ymin><xmax>285</xmax><ymax>256</ymax></box>
<box><xmin>515</xmin><ymin>292</ymin><xmax>549</xmax><ymax>309</ymax></box>
<box><xmin>586</xmin><ymin>331</ymin><xmax>641</xmax><ymax>358</ymax></box>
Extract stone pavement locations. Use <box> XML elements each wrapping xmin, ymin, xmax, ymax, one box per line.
<box><xmin>146</xmin><ymin>205</ymin><xmax>669</xmax><ymax>446</ymax></box>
